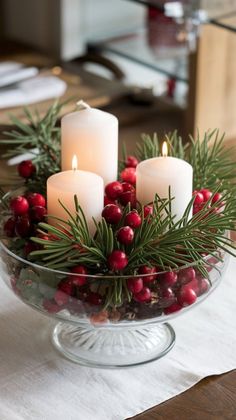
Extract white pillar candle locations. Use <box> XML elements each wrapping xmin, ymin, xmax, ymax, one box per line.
<box><xmin>47</xmin><ymin>156</ymin><xmax>104</xmax><ymax>234</ymax></box>
<box><xmin>136</xmin><ymin>142</ymin><xmax>193</xmax><ymax>221</ymax></box>
<box><xmin>61</xmin><ymin>101</ymin><xmax>118</xmax><ymax>185</ymax></box>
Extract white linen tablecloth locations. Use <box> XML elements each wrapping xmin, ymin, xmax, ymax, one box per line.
<box><xmin>0</xmin><ymin>257</ymin><xmax>236</xmax><ymax>420</ymax></box>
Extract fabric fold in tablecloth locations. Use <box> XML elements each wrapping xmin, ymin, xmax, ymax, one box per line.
<box><xmin>0</xmin><ymin>257</ymin><xmax>236</xmax><ymax>420</ymax></box>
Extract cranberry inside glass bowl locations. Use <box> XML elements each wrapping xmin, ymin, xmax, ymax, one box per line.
<box><xmin>0</xmin><ymin>241</ymin><xmax>229</xmax><ymax>368</ymax></box>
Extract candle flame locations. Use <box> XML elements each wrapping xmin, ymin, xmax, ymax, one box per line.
<box><xmin>162</xmin><ymin>141</ymin><xmax>168</xmax><ymax>157</ymax></box>
<box><xmin>72</xmin><ymin>155</ymin><xmax>78</xmax><ymax>171</ymax></box>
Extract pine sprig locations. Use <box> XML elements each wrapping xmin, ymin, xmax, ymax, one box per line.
<box><xmin>0</xmin><ymin>102</ymin><xmax>68</xmax><ymax>193</ymax></box>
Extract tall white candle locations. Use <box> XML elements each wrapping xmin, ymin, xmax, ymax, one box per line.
<box><xmin>47</xmin><ymin>156</ymin><xmax>104</xmax><ymax>234</ymax></box>
<box><xmin>61</xmin><ymin>101</ymin><xmax>118</xmax><ymax>185</ymax></box>
<box><xmin>136</xmin><ymin>142</ymin><xmax>193</xmax><ymax>221</ymax></box>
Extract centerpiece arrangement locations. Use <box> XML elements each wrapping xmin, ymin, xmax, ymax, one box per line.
<box><xmin>0</xmin><ymin>101</ymin><xmax>235</xmax><ymax>367</ymax></box>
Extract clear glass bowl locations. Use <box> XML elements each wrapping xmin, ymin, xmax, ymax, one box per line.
<box><xmin>0</xmin><ymin>241</ymin><xmax>229</xmax><ymax>368</ymax></box>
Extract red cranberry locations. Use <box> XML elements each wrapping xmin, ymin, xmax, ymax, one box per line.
<box><xmin>69</xmin><ymin>265</ymin><xmax>88</xmax><ymax>286</ymax></box>
<box><xmin>3</xmin><ymin>217</ymin><xmax>16</xmax><ymax>237</ymax></box>
<box><xmin>54</xmin><ymin>289</ymin><xmax>70</xmax><ymax>306</ymax></box>
<box><xmin>193</xmin><ymin>191</ymin><xmax>204</xmax><ymax>206</ymax></box>
<box><xmin>27</xmin><ymin>192</ymin><xmax>46</xmax><ymax>207</ymax></box>
<box><xmin>108</xmin><ymin>250</ymin><xmax>128</xmax><ymax>271</ymax></box>
<box><xmin>212</xmin><ymin>192</ymin><xmax>222</xmax><ymax>204</ymax></box>
<box><xmin>125</xmin><ymin>210</ymin><xmax>141</xmax><ymax>228</ymax></box>
<box><xmin>127</xmin><ymin>277</ymin><xmax>143</xmax><ymax>294</ymax></box>
<box><xmin>119</xmin><ymin>190</ymin><xmax>136</xmax><ymax>207</ymax></box>
<box><xmin>120</xmin><ymin>167</ymin><xmax>136</xmax><ymax>185</ymax></box>
<box><xmin>30</xmin><ymin>206</ymin><xmax>47</xmax><ymax>222</ymax></box>
<box><xmin>177</xmin><ymin>286</ymin><xmax>197</xmax><ymax>307</ymax></box>
<box><xmin>144</xmin><ymin>205</ymin><xmax>153</xmax><ymax>218</ymax></box>
<box><xmin>121</xmin><ymin>182</ymin><xmax>135</xmax><ymax>193</ymax></box>
<box><xmin>200</xmin><ymin>189</ymin><xmax>212</xmax><ymax>202</ymax></box>
<box><xmin>18</xmin><ymin>160</ymin><xmax>36</xmax><ymax>178</ymax></box>
<box><xmin>23</xmin><ymin>241</ymin><xmax>38</xmax><ymax>257</ymax></box>
<box><xmin>15</xmin><ymin>216</ymin><xmax>31</xmax><ymax>237</ymax></box>
<box><xmin>134</xmin><ymin>286</ymin><xmax>151</xmax><ymax>302</ymax></box>
<box><xmin>138</xmin><ymin>265</ymin><xmax>157</xmax><ymax>283</ymax></box>
<box><xmin>164</xmin><ymin>302</ymin><xmax>182</xmax><ymax>315</ymax></box>
<box><xmin>117</xmin><ymin>226</ymin><xmax>134</xmax><ymax>245</ymax></box>
<box><xmin>43</xmin><ymin>299</ymin><xmax>60</xmax><ymax>313</ymax></box>
<box><xmin>58</xmin><ymin>278</ymin><xmax>75</xmax><ymax>296</ymax></box>
<box><xmin>104</xmin><ymin>196</ymin><xmax>116</xmax><ymax>206</ymax></box>
<box><xmin>161</xmin><ymin>287</ymin><xmax>175</xmax><ymax>300</ymax></box>
<box><xmin>186</xmin><ymin>278</ymin><xmax>199</xmax><ymax>295</ymax></box>
<box><xmin>10</xmin><ymin>196</ymin><xmax>29</xmax><ymax>215</ymax></box>
<box><xmin>86</xmin><ymin>292</ymin><xmax>102</xmax><ymax>306</ymax></box>
<box><xmin>125</xmin><ymin>155</ymin><xmax>138</xmax><ymax>168</ymax></box>
<box><xmin>198</xmin><ymin>277</ymin><xmax>210</xmax><ymax>296</ymax></box>
<box><xmin>178</xmin><ymin>267</ymin><xmax>196</xmax><ymax>285</ymax></box>
<box><xmin>159</xmin><ymin>271</ymin><xmax>178</xmax><ymax>287</ymax></box>
<box><xmin>105</xmin><ymin>181</ymin><xmax>123</xmax><ymax>199</ymax></box>
<box><xmin>102</xmin><ymin>204</ymin><xmax>122</xmax><ymax>224</ymax></box>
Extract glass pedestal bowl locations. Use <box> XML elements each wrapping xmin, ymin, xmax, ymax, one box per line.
<box><xmin>0</xmin><ymin>241</ymin><xmax>229</xmax><ymax>368</ymax></box>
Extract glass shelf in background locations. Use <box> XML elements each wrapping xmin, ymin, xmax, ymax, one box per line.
<box><xmin>88</xmin><ymin>27</ymin><xmax>189</xmax><ymax>83</ymax></box>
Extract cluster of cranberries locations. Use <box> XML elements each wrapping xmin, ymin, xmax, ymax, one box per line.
<box><xmin>3</xmin><ymin>192</ymin><xmax>46</xmax><ymax>242</ymax></box>
<box><xmin>193</xmin><ymin>188</ymin><xmax>222</xmax><ymax>215</ymax></box>
<box><xmin>43</xmin><ymin>264</ymin><xmax>103</xmax><ymax>313</ymax></box>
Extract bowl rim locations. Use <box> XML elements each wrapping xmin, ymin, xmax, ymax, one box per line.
<box><xmin>0</xmin><ymin>239</ymin><xmax>224</xmax><ymax>280</ymax></box>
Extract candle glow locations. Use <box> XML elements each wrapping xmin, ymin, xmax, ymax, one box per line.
<box><xmin>72</xmin><ymin>155</ymin><xmax>78</xmax><ymax>171</ymax></box>
<box><xmin>162</xmin><ymin>141</ymin><xmax>168</xmax><ymax>157</ymax></box>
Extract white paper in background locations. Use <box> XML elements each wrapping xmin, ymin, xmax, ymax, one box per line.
<box><xmin>0</xmin><ymin>257</ymin><xmax>235</xmax><ymax>420</ymax></box>
<box><xmin>0</xmin><ymin>76</ymin><xmax>67</xmax><ymax>109</ymax></box>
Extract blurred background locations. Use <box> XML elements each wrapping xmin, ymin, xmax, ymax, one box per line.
<box><xmin>0</xmin><ymin>0</ymin><xmax>236</xmax><ymax>154</ymax></box>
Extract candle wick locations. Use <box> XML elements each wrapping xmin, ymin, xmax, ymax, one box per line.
<box><xmin>76</xmin><ymin>100</ymin><xmax>91</xmax><ymax>110</ymax></box>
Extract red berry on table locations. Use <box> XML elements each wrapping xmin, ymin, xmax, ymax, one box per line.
<box><xmin>27</xmin><ymin>192</ymin><xmax>46</xmax><ymax>208</ymax></box>
<box><xmin>125</xmin><ymin>155</ymin><xmax>138</xmax><ymax>168</ymax></box>
<box><xmin>134</xmin><ymin>286</ymin><xmax>151</xmax><ymax>302</ymax></box>
<box><xmin>138</xmin><ymin>265</ymin><xmax>157</xmax><ymax>283</ymax></box>
<box><xmin>119</xmin><ymin>190</ymin><xmax>136</xmax><ymax>207</ymax></box>
<box><xmin>108</xmin><ymin>250</ymin><xmax>128</xmax><ymax>271</ymax></box>
<box><xmin>144</xmin><ymin>204</ymin><xmax>153</xmax><ymax>218</ymax></box>
<box><xmin>10</xmin><ymin>196</ymin><xmax>29</xmax><ymax>215</ymax></box>
<box><xmin>105</xmin><ymin>181</ymin><xmax>123</xmax><ymax>199</ymax></box>
<box><xmin>198</xmin><ymin>277</ymin><xmax>210</xmax><ymax>296</ymax></box>
<box><xmin>29</xmin><ymin>206</ymin><xmax>47</xmax><ymax>222</ymax></box>
<box><xmin>120</xmin><ymin>167</ymin><xmax>136</xmax><ymax>185</ymax></box>
<box><xmin>177</xmin><ymin>267</ymin><xmax>196</xmax><ymax>285</ymax></box>
<box><xmin>15</xmin><ymin>216</ymin><xmax>31</xmax><ymax>237</ymax></box>
<box><xmin>117</xmin><ymin>226</ymin><xmax>134</xmax><ymax>245</ymax></box>
<box><xmin>18</xmin><ymin>160</ymin><xmax>36</xmax><ymax>178</ymax></box>
<box><xmin>54</xmin><ymin>289</ymin><xmax>70</xmax><ymax>306</ymax></box>
<box><xmin>125</xmin><ymin>210</ymin><xmax>142</xmax><ymax>228</ymax></box>
<box><xmin>127</xmin><ymin>277</ymin><xmax>143</xmax><ymax>294</ymax></box>
<box><xmin>121</xmin><ymin>182</ymin><xmax>135</xmax><ymax>193</ymax></box>
<box><xmin>102</xmin><ymin>204</ymin><xmax>122</xmax><ymax>224</ymax></box>
<box><xmin>193</xmin><ymin>191</ymin><xmax>204</xmax><ymax>206</ymax></box>
<box><xmin>200</xmin><ymin>189</ymin><xmax>212</xmax><ymax>202</ymax></box>
<box><xmin>86</xmin><ymin>292</ymin><xmax>102</xmax><ymax>306</ymax></box>
<box><xmin>164</xmin><ymin>302</ymin><xmax>182</xmax><ymax>315</ymax></box>
<box><xmin>159</xmin><ymin>271</ymin><xmax>178</xmax><ymax>287</ymax></box>
<box><xmin>212</xmin><ymin>192</ymin><xmax>222</xmax><ymax>204</ymax></box>
<box><xmin>177</xmin><ymin>286</ymin><xmax>197</xmax><ymax>307</ymax></box>
<box><xmin>69</xmin><ymin>265</ymin><xmax>88</xmax><ymax>286</ymax></box>
<box><xmin>3</xmin><ymin>217</ymin><xmax>16</xmax><ymax>237</ymax></box>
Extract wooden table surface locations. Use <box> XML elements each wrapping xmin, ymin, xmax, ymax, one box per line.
<box><xmin>0</xmin><ymin>46</ymin><xmax>235</xmax><ymax>420</ymax></box>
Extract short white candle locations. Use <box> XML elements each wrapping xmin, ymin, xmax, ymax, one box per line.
<box><xmin>136</xmin><ymin>142</ymin><xmax>193</xmax><ymax>221</ymax></box>
<box><xmin>47</xmin><ymin>156</ymin><xmax>104</xmax><ymax>234</ymax></box>
<box><xmin>61</xmin><ymin>101</ymin><xmax>118</xmax><ymax>185</ymax></box>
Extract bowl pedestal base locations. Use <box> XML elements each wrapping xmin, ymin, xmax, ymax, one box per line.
<box><xmin>52</xmin><ymin>322</ymin><xmax>176</xmax><ymax>368</ymax></box>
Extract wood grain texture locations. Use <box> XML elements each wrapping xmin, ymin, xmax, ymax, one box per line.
<box><xmin>129</xmin><ymin>370</ymin><xmax>236</xmax><ymax>420</ymax></box>
<box><xmin>188</xmin><ymin>22</ymin><xmax>236</xmax><ymax>140</ymax></box>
